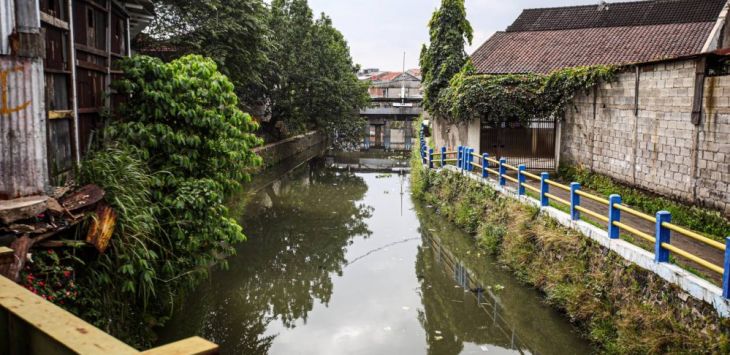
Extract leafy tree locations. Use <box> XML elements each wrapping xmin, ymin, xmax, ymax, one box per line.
<box><xmin>420</xmin><ymin>0</ymin><xmax>473</xmax><ymax>114</ymax></box>
<box><xmin>144</xmin><ymin>0</ymin><xmax>272</xmax><ymax>109</ymax></box>
<box><xmin>265</xmin><ymin>0</ymin><xmax>369</xmax><ymax>145</ymax></box>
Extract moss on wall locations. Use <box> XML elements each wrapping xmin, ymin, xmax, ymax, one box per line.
<box><xmin>411</xmin><ymin>159</ymin><xmax>730</xmax><ymax>353</ymax></box>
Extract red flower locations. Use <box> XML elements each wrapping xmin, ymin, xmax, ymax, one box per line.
<box><xmin>63</xmin><ymin>270</ymin><xmax>71</xmax><ymax>278</ymax></box>
<box><xmin>38</xmin><ymin>281</ymin><xmax>45</xmax><ymax>287</ymax></box>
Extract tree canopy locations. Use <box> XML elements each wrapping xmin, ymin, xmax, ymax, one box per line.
<box><xmin>420</xmin><ymin>0</ymin><xmax>473</xmax><ymax>114</ymax></box>
<box><xmin>143</xmin><ymin>0</ymin><xmax>369</xmax><ymax>144</ymax></box>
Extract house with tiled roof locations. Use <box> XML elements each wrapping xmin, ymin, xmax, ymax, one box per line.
<box><xmin>433</xmin><ymin>0</ymin><xmax>730</xmax><ymax>216</ymax></box>
<box><xmin>471</xmin><ymin>0</ymin><xmax>729</xmax><ymax>74</ymax></box>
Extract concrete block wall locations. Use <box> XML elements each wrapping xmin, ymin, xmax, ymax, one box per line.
<box><xmin>560</xmin><ymin>58</ymin><xmax>730</xmax><ymax>216</ymax></box>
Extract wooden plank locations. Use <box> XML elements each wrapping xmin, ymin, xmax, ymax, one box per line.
<box><xmin>141</xmin><ymin>337</ymin><xmax>219</xmax><ymax>355</ymax></box>
<box><xmin>0</xmin><ymin>276</ymin><xmax>138</xmax><ymax>354</ymax></box>
<box><xmin>40</xmin><ymin>12</ymin><xmax>70</xmax><ymax>30</ymax></box>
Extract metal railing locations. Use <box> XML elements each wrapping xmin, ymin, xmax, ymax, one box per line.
<box><xmin>418</xmin><ymin>133</ymin><xmax>730</xmax><ymax>299</ymax></box>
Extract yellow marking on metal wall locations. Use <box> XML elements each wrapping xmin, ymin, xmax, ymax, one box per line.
<box><xmin>0</xmin><ymin>66</ymin><xmax>31</xmax><ymax>116</ymax></box>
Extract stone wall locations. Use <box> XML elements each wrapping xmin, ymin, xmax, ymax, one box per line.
<box><xmin>432</xmin><ymin>116</ymin><xmax>481</xmax><ymax>152</ymax></box>
<box><xmin>561</xmin><ymin>58</ymin><xmax>730</xmax><ymax>216</ymax></box>
<box><xmin>254</xmin><ymin>131</ymin><xmax>326</xmax><ymax>168</ymax></box>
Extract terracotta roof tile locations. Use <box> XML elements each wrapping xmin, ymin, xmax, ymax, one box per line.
<box><xmin>472</xmin><ymin>22</ymin><xmax>715</xmax><ymax>74</ymax></box>
<box><xmin>508</xmin><ymin>0</ymin><xmax>726</xmax><ymax>32</ymax></box>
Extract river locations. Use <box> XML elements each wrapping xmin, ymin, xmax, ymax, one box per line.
<box><xmin>158</xmin><ymin>151</ymin><xmax>592</xmax><ymax>354</ymax></box>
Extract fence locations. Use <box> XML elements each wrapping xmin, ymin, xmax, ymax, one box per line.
<box><xmin>418</xmin><ymin>130</ymin><xmax>730</xmax><ymax>300</ymax></box>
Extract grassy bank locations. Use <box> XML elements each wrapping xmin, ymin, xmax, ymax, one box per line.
<box><xmin>410</xmin><ymin>155</ymin><xmax>730</xmax><ymax>353</ymax></box>
<box><xmin>559</xmin><ymin>165</ymin><xmax>730</xmax><ymax>242</ymax></box>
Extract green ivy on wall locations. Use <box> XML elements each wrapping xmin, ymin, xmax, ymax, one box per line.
<box><xmin>433</xmin><ymin>61</ymin><xmax>617</xmax><ymax>124</ymax></box>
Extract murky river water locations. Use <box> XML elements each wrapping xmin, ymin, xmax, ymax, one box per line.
<box><xmin>159</xmin><ymin>153</ymin><xmax>592</xmax><ymax>354</ymax></box>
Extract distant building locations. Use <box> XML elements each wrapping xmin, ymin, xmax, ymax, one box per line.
<box><xmin>359</xmin><ymin>69</ymin><xmax>423</xmax><ymax>150</ymax></box>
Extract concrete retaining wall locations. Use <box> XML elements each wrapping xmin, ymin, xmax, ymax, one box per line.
<box><xmin>432</xmin><ymin>116</ymin><xmax>480</xmax><ymax>151</ymax></box>
<box><xmin>254</xmin><ymin>131</ymin><xmax>326</xmax><ymax>168</ymax></box>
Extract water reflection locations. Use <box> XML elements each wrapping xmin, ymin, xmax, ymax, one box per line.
<box><xmin>159</xmin><ymin>159</ymin><xmax>373</xmax><ymax>353</ymax></box>
<box><xmin>159</xmin><ymin>155</ymin><xmax>591</xmax><ymax>354</ymax></box>
<box><xmin>414</xmin><ymin>202</ymin><xmax>592</xmax><ymax>355</ymax></box>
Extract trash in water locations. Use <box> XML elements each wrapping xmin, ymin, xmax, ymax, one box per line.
<box><xmin>434</xmin><ymin>336</ymin><xmax>443</xmax><ymax>341</ymax></box>
<box><xmin>434</xmin><ymin>330</ymin><xmax>442</xmax><ymax>335</ymax></box>
<box><xmin>401</xmin><ymin>306</ymin><xmax>410</xmax><ymax>310</ymax></box>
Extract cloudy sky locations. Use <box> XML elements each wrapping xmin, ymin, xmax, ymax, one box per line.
<box><xmin>307</xmin><ymin>0</ymin><xmax>636</xmax><ymax>71</ymax></box>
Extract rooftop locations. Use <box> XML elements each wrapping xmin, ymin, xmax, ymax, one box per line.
<box><xmin>471</xmin><ymin>0</ymin><xmax>727</xmax><ymax>74</ymax></box>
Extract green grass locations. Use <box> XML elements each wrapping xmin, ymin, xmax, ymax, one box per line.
<box><xmin>411</xmin><ymin>162</ymin><xmax>730</xmax><ymax>354</ymax></box>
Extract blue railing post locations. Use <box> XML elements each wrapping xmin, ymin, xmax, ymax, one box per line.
<box><xmin>570</xmin><ymin>182</ymin><xmax>581</xmax><ymax>221</ymax></box>
<box><xmin>498</xmin><ymin>158</ymin><xmax>506</xmax><ymax>186</ymax></box>
<box><xmin>466</xmin><ymin>148</ymin><xmax>473</xmax><ymax>172</ymax></box>
<box><xmin>441</xmin><ymin>147</ymin><xmax>446</xmax><ymax>167</ymax></box>
<box><xmin>428</xmin><ymin>148</ymin><xmax>434</xmax><ymax>169</ymax></box>
<box><xmin>517</xmin><ymin>165</ymin><xmax>526</xmax><ymax>196</ymax></box>
<box><xmin>608</xmin><ymin>194</ymin><xmax>622</xmax><ymax>239</ymax></box>
<box><xmin>540</xmin><ymin>172</ymin><xmax>549</xmax><ymax>207</ymax></box>
<box><xmin>722</xmin><ymin>237</ymin><xmax>730</xmax><ymax>298</ymax></box>
<box><xmin>482</xmin><ymin>153</ymin><xmax>489</xmax><ymax>179</ymax></box>
<box><xmin>655</xmin><ymin>211</ymin><xmax>671</xmax><ymax>263</ymax></box>
<box><xmin>457</xmin><ymin>146</ymin><xmax>463</xmax><ymax>170</ymax></box>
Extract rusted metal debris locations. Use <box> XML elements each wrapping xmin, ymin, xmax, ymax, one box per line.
<box><xmin>0</xmin><ymin>183</ymin><xmax>117</xmax><ymax>280</ymax></box>
<box><xmin>60</xmin><ymin>185</ymin><xmax>106</xmax><ymax>212</ymax></box>
<box><xmin>85</xmin><ymin>203</ymin><xmax>117</xmax><ymax>254</ymax></box>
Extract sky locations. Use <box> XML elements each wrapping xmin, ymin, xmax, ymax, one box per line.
<box><xmin>307</xmin><ymin>0</ymin><xmax>638</xmax><ymax>71</ymax></box>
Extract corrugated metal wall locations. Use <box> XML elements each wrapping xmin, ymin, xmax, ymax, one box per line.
<box><xmin>0</xmin><ymin>57</ymin><xmax>48</xmax><ymax>199</ymax></box>
<box><xmin>0</xmin><ymin>0</ymin><xmax>14</xmax><ymax>55</ymax></box>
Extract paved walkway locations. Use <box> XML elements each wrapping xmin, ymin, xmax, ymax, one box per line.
<box><xmin>454</xmin><ymin>166</ymin><xmax>724</xmax><ymax>284</ymax></box>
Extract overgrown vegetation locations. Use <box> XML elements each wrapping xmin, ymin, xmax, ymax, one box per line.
<box><xmin>410</xmin><ymin>157</ymin><xmax>730</xmax><ymax>354</ymax></box>
<box><xmin>419</xmin><ymin>0</ymin><xmax>616</xmax><ymax>124</ymax></box>
<box><xmin>559</xmin><ymin>165</ymin><xmax>730</xmax><ymax>242</ymax></box>
<box><xmin>434</xmin><ymin>62</ymin><xmax>617</xmax><ymax>123</ymax></box>
<box><xmin>145</xmin><ymin>0</ymin><xmax>370</xmax><ymax>145</ymax></box>
<box><xmin>420</xmin><ymin>0</ymin><xmax>473</xmax><ymax>113</ymax></box>
<box><xmin>34</xmin><ymin>55</ymin><xmax>263</xmax><ymax>347</ymax></box>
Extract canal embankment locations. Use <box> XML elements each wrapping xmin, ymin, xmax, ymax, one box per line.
<box><xmin>411</xmin><ymin>152</ymin><xmax>730</xmax><ymax>353</ymax></box>
<box><xmin>254</xmin><ymin>131</ymin><xmax>327</xmax><ymax>168</ymax></box>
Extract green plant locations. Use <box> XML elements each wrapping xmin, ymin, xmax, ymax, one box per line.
<box><xmin>21</xmin><ymin>250</ymin><xmax>80</xmax><ymax>308</ymax></box>
<box><xmin>435</xmin><ymin>64</ymin><xmax>617</xmax><ymax>124</ymax></box>
<box><xmin>414</xmin><ymin>169</ymin><xmax>730</xmax><ymax>353</ymax></box>
<box><xmin>420</xmin><ymin>0</ymin><xmax>473</xmax><ymax>113</ymax></box>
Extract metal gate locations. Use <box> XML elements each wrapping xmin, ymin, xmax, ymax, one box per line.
<box><xmin>480</xmin><ymin>118</ymin><xmax>556</xmax><ymax>171</ymax></box>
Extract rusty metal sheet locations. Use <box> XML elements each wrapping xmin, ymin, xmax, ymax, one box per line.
<box><xmin>0</xmin><ymin>57</ymin><xmax>48</xmax><ymax>199</ymax></box>
<box><xmin>0</xmin><ymin>0</ymin><xmax>14</xmax><ymax>55</ymax></box>
<box><xmin>60</xmin><ymin>184</ymin><xmax>105</xmax><ymax>211</ymax></box>
<box><xmin>85</xmin><ymin>202</ymin><xmax>116</xmax><ymax>253</ymax></box>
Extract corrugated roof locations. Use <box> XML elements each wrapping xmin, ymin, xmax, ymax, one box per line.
<box><xmin>508</xmin><ymin>0</ymin><xmax>726</xmax><ymax>32</ymax></box>
<box><xmin>472</xmin><ymin>0</ymin><xmax>725</xmax><ymax>74</ymax></box>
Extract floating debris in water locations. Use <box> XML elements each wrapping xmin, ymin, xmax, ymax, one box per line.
<box><xmin>401</xmin><ymin>306</ymin><xmax>410</xmax><ymax>310</ymax></box>
<box><xmin>434</xmin><ymin>330</ymin><xmax>442</xmax><ymax>335</ymax></box>
<box><xmin>493</xmin><ymin>284</ymin><xmax>505</xmax><ymax>291</ymax></box>
<box><xmin>434</xmin><ymin>336</ymin><xmax>443</xmax><ymax>341</ymax></box>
